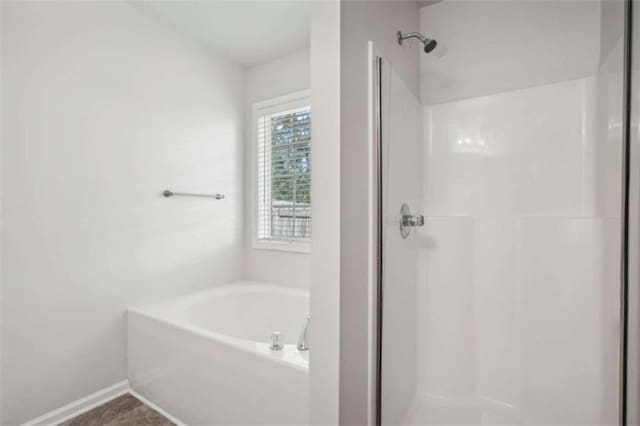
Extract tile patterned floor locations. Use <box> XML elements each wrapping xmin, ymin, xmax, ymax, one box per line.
<box><xmin>58</xmin><ymin>394</ymin><xmax>175</xmax><ymax>426</ymax></box>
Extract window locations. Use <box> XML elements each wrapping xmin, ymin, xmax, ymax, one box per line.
<box><xmin>254</xmin><ymin>91</ymin><xmax>311</xmax><ymax>252</ymax></box>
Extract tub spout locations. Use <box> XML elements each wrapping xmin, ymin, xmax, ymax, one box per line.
<box><xmin>297</xmin><ymin>317</ymin><xmax>310</xmax><ymax>351</ymax></box>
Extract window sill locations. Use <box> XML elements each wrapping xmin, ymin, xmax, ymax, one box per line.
<box><xmin>252</xmin><ymin>240</ymin><xmax>311</xmax><ymax>254</ymax></box>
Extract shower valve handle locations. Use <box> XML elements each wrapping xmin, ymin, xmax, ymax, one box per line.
<box><xmin>402</xmin><ymin>214</ymin><xmax>424</xmax><ymax>227</ymax></box>
<box><xmin>400</xmin><ymin>203</ymin><xmax>423</xmax><ymax>239</ymax></box>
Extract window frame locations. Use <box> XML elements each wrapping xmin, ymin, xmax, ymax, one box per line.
<box><xmin>251</xmin><ymin>89</ymin><xmax>312</xmax><ymax>253</ymax></box>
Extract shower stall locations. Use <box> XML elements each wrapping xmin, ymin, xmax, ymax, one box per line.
<box><xmin>372</xmin><ymin>0</ymin><xmax>638</xmax><ymax>424</ymax></box>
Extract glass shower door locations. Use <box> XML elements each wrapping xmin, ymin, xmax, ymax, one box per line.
<box><xmin>378</xmin><ymin>56</ymin><xmax>423</xmax><ymax>425</ymax></box>
<box><xmin>378</xmin><ymin>1</ymin><xmax>627</xmax><ymax>424</ymax></box>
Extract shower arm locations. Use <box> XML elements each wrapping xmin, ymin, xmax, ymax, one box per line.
<box><xmin>397</xmin><ymin>31</ymin><xmax>427</xmax><ymax>45</ymax></box>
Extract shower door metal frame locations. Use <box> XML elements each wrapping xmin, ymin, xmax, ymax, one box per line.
<box><xmin>621</xmin><ymin>0</ymin><xmax>635</xmax><ymax>424</ymax></box>
<box><xmin>371</xmin><ymin>1</ymin><xmax>636</xmax><ymax>423</ymax></box>
<box><xmin>366</xmin><ymin>39</ymin><xmax>385</xmax><ymax>426</ymax></box>
<box><xmin>372</xmin><ymin>51</ymin><xmax>384</xmax><ymax>426</ymax></box>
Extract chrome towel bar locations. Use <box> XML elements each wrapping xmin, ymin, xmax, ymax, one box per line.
<box><xmin>163</xmin><ymin>190</ymin><xmax>224</xmax><ymax>200</ymax></box>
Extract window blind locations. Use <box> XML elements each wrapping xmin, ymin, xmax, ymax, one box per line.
<box><xmin>256</xmin><ymin>104</ymin><xmax>311</xmax><ymax>243</ymax></box>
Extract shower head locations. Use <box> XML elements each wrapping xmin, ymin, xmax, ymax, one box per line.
<box><xmin>397</xmin><ymin>31</ymin><xmax>438</xmax><ymax>54</ymax></box>
<box><xmin>423</xmin><ymin>38</ymin><xmax>437</xmax><ymax>53</ymax></box>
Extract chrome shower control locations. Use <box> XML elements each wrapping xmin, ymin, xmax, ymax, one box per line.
<box><xmin>403</xmin><ymin>214</ymin><xmax>424</xmax><ymax>227</ymax></box>
<box><xmin>400</xmin><ymin>203</ymin><xmax>424</xmax><ymax>239</ymax></box>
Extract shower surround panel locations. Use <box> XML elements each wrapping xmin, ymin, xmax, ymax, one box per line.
<box><xmin>414</xmin><ymin>77</ymin><xmax>621</xmax><ymax>425</ymax></box>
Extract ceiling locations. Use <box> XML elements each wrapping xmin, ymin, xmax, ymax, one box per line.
<box><xmin>133</xmin><ymin>1</ymin><xmax>311</xmax><ymax>67</ymax></box>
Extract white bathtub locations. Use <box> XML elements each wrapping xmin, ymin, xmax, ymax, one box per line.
<box><xmin>127</xmin><ymin>281</ymin><xmax>309</xmax><ymax>425</ymax></box>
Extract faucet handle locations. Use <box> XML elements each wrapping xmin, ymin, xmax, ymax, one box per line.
<box><xmin>270</xmin><ymin>331</ymin><xmax>284</xmax><ymax>350</ymax></box>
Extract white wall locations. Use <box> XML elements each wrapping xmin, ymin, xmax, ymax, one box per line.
<box><xmin>309</xmin><ymin>1</ymin><xmax>341</xmax><ymax>424</ymax></box>
<box><xmin>0</xmin><ymin>3</ymin><xmax>4</xmax><ymax>422</ymax></box>
<box><xmin>420</xmin><ymin>1</ymin><xmax>602</xmax><ymax>104</ymax></box>
<box><xmin>339</xmin><ymin>1</ymin><xmax>420</xmax><ymax>424</ymax></box>
<box><xmin>244</xmin><ymin>49</ymin><xmax>311</xmax><ymax>289</ymax></box>
<box><xmin>1</xmin><ymin>2</ymin><xmax>244</xmax><ymax>424</ymax></box>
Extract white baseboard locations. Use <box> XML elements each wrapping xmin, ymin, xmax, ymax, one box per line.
<box><xmin>23</xmin><ymin>380</ymin><xmax>130</xmax><ymax>426</ymax></box>
<box><xmin>128</xmin><ymin>388</ymin><xmax>186</xmax><ymax>426</ymax></box>
<box><xmin>21</xmin><ymin>380</ymin><xmax>185</xmax><ymax>426</ymax></box>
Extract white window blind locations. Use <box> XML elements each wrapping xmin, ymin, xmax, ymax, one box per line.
<box><xmin>256</xmin><ymin>101</ymin><xmax>311</xmax><ymax>246</ymax></box>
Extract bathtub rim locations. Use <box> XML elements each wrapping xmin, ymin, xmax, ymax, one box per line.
<box><xmin>127</xmin><ymin>281</ymin><xmax>309</xmax><ymax>371</ymax></box>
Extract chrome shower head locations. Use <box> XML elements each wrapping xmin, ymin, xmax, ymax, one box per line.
<box><xmin>397</xmin><ymin>31</ymin><xmax>438</xmax><ymax>54</ymax></box>
<box><xmin>423</xmin><ymin>38</ymin><xmax>437</xmax><ymax>53</ymax></box>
